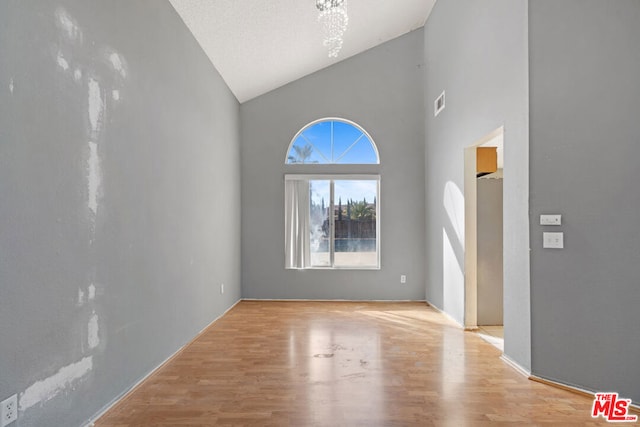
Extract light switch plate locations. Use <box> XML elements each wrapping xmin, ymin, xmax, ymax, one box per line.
<box><xmin>540</xmin><ymin>214</ymin><xmax>562</xmax><ymax>225</ymax></box>
<box><xmin>543</xmin><ymin>232</ymin><xmax>564</xmax><ymax>249</ymax></box>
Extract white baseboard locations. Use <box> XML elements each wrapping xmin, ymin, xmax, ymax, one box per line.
<box><xmin>424</xmin><ymin>299</ymin><xmax>464</xmax><ymax>328</ymax></box>
<box><xmin>500</xmin><ymin>353</ymin><xmax>531</xmax><ymax>378</ymax></box>
<box><xmin>83</xmin><ymin>298</ymin><xmax>242</xmax><ymax>427</ymax></box>
<box><xmin>529</xmin><ymin>374</ymin><xmax>639</xmax><ymax>413</ymax></box>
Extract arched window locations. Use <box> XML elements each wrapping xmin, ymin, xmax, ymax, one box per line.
<box><xmin>286</xmin><ymin>118</ymin><xmax>379</xmax><ymax>164</ymax></box>
<box><xmin>285</xmin><ymin>118</ymin><xmax>380</xmax><ymax>270</ymax></box>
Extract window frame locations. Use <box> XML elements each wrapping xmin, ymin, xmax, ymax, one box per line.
<box><xmin>285</xmin><ymin>174</ymin><xmax>381</xmax><ymax>270</ymax></box>
<box><xmin>285</xmin><ymin>117</ymin><xmax>380</xmax><ymax>165</ymax></box>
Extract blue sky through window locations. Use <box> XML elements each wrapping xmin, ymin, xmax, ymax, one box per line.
<box><xmin>334</xmin><ymin>180</ymin><xmax>377</xmax><ymax>205</ymax></box>
<box><xmin>310</xmin><ymin>180</ymin><xmax>377</xmax><ymax>210</ymax></box>
<box><xmin>287</xmin><ymin>119</ymin><xmax>378</xmax><ymax>164</ymax></box>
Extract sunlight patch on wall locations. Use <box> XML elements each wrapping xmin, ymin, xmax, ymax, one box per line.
<box><xmin>444</xmin><ymin>181</ymin><xmax>465</xmax><ymax>247</ymax></box>
<box><xmin>443</xmin><ymin>228</ymin><xmax>464</xmax><ymax>324</ymax></box>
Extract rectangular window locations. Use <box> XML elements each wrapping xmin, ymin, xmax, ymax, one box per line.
<box><xmin>285</xmin><ymin>175</ymin><xmax>380</xmax><ymax>270</ymax></box>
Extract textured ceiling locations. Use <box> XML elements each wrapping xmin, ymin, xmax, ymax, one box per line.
<box><xmin>168</xmin><ymin>0</ymin><xmax>437</xmax><ymax>103</ymax></box>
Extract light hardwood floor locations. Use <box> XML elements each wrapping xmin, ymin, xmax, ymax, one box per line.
<box><xmin>95</xmin><ymin>301</ymin><xmax>615</xmax><ymax>426</ymax></box>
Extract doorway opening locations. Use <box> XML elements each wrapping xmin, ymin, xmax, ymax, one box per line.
<box><xmin>464</xmin><ymin>127</ymin><xmax>504</xmax><ymax>351</ymax></box>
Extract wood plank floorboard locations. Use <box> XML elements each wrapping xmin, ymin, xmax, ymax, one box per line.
<box><xmin>95</xmin><ymin>301</ymin><xmax>615</xmax><ymax>426</ymax></box>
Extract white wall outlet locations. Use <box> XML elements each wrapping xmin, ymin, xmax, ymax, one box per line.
<box><xmin>540</xmin><ymin>214</ymin><xmax>562</xmax><ymax>225</ymax></box>
<box><xmin>1</xmin><ymin>394</ymin><xmax>17</xmax><ymax>427</ymax></box>
<box><xmin>220</xmin><ymin>283</ymin><xmax>224</xmax><ymax>294</ymax></box>
<box><xmin>400</xmin><ymin>275</ymin><xmax>407</xmax><ymax>284</ymax></box>
<box><xmin>543</xmin><ymin>232</ymin><xmax>564</xmax><ymax>249</ymax></box>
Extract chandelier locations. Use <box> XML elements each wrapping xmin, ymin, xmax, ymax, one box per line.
<box><xmin>316</xmin><ymin>0</ymin><xmax>349</xmax><ymax>58</ymax></box>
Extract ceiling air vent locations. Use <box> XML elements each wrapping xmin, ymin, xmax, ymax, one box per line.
<box><xmin>434</xmin><ymin>91</ymin><xmax>445</xmax><ymax>117</ymax></box>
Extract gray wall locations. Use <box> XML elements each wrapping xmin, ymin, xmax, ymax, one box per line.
<box><xmin>0</xmin><ymin>1</ymin><xmax>241</xmax><ymax>426</ymax></box>
<box><xmin>241</xmin><ymin>30</ymin><xmax>426</xmax><ymax>300</ymax></box>
<box><xmin>477</xmin><ymin>177</ymin><xmax>503</xmax><ymax>326</ymax></box>
<box><xmin>529</xmin><ymin>0</ymin><xmax>640</xmax><ymax>403</ymax></box>
<box><xmin>423</xmin><ymin>0</ymin><xmax>531</xmax><ymax>369</ymax></box>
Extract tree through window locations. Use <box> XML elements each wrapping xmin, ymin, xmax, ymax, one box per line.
<box><xmin>285</xmin><ymin>119</ymin><xmax>380</xmax><ymax>269</ymax></box>
<box><xmin>286</xmin><ymin>119</ymin><xmax>379</xmax><ymax>164</ymax></box>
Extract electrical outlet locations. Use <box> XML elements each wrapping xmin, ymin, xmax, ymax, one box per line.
<box><xmin>400</xmin><ymin>275</ymin><xmax>407</xmax><ymax>284</ymax></box>
<box><xmin>543</xmin><ymin>232</ymin><xmax>564</xmax><ymax>249</ymax></box>
<box><xmin>220</xmin><ymin>283</ymin><xmax>224</xmax><ymax>294</ymax></box>
<box><xmin>1</xmin><ymin>394</ymin><xmax>17</xmax><ymax>426</ymax></box>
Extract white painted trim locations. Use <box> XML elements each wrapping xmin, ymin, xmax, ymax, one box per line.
<box><xmin>528</xmin><ymin>374</ymin><xmax>639</xmax><ymax>411</ymax></box>
<box><xmin>299</xmin><ymin>266</ymin><xmax>382</xmax><ymax>271</ymax></box>
<box><xmin>463</xmin><ymin>146</ymin><xmax>478</xmax><ymax>329</ymax></box>
<box><xmin>425</xmin><ymin>299</ymin><xmax>464</xmax><ymax>328</ymax></box>
<box><xmin>241</xmin><ymin>298</ymin><xmax>426</xmax><ymax>303</ymax></box>
<box><xmin>500</xmin><ymin>353</ymin><xmax>531</xmax><ymax>378</ymax></box>
<box><xmin>529</xmin><ymin>374</ymin><xmax>596</xmax><ymax>395</ymax></box>
<box><xmin>285</xmin><ymin>117</ymin><xmax>380</xmax><ymax>165</ymax></box>
<box><xmin>463</xmin><ymin>126</ymin><xmax>505</xmax><ymax>329</ymax></box>
<box><xmin>284</xmin><ymin>174</ymin><xmax>381</xmax><ymax>270</ymax></box>
<box><xmin>285</xmin><ymin>174</ymin><xmax>380</xmax><ymax>181</ymax></box>
<box><xmin>84</xmin><ymin>299</ymin><xmax>242</xmax><ymax>427</ymax></box>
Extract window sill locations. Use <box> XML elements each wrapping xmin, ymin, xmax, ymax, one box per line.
<box><xmin>287</xmin><ymin>266</ymin><xmax>381</xmax><ymax>271</ymax></box>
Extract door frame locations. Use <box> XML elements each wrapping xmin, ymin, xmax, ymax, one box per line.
<box><xmin>463</xmin><ymin>126</ymin><xmax>504</xmax><ymax>329</ymax></box>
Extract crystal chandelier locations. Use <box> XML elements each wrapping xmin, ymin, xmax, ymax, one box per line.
<box><xmin>316</xmin><ymin>0</ymin><xmax>349</xmax><ymax>58</ymax></box>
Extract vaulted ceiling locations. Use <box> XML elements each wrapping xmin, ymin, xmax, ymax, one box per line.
<box><xmin>168</xmin><ymin>0</ymin><xmax>437</xmax><ymax>102</ymax></box>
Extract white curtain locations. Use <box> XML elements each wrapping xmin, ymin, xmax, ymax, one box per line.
<box><xmin>284</xmin><ymin>177</ymin><xmax>310</xmax><ymax>269</ymax></box>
